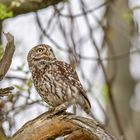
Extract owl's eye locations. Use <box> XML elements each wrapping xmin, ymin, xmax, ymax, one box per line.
<box><xmin>36</xmin><ymin>48</ymin><xmax>44</xmax><ymax>53</ymax></box>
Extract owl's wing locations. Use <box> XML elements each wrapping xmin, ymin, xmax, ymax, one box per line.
<box><xmin>55</xmin><ymin>61</ymin><xmax>91</xmax><ymax>109</ymax></box>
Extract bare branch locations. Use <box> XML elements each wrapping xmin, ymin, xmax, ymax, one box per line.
<box><xmin>0</xmin><ymin>32</ymin><xmax>15</xmax><ymax>80</ymax></box>
<box><xmin>55</xmin><ymin>0</ymin><xmax>111</xmax><ymax>18</ymax></box>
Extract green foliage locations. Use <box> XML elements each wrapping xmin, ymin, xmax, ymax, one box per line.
<box><xmin>101</xmin><ymin>84</ymin><xmax>109</xmax><ymax>102</ymax></box>
<box><xmin>8</xmin><ymin>94</ymin><xmax>14</xmax><ymax>102</ymax></box>
<box><xmin>0</xmin><ymin>45</ymin><xmax>4</xmax><ymax>60</ymax></box>
<box><xmin>25</xmin><ymin>78</ymin><xmax>33</xmax><ymax>88</ymax></box>
<box><xmin>122</xmin><ymin>11</ymin><xmax>133</xmax><ymax>24</ymax></box>
<box><xmin>15</xmin><ymin>78</ymin><xmax>33</xmax><ymax>94</ymax></box>
<box><xmin>15</xmin><ymin>85</ymin><xmax>26</xmax><ymax>92</ymax></box>
<box><xmin>0</xmin><ymin>4</ymin><xmax>13</xmax><ymax>20</ymax></box>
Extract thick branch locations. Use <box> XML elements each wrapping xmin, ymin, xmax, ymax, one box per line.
<box><xmin>0</xmin><ymin>32</ymin><xmax>15</xmax><ymax>80</ymax></box>
<box><xmin>10</xmin><ymin>111</ymin><xmax>116</xmax><ymax>140</ymax></box>
<box><xmin>0</xmin><ymin>0</ymin><xmax>65</xmax><ymax>17</ymax></box>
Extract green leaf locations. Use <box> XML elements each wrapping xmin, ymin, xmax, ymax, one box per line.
<box><xmin>0</xmin><ymin>4</ymin><xmax>13</xmax><ymax>20</ymax></box>
<box><xmin>122</xmin><ymin>11</ymin><xmax>133</xmax><ymax>24</ymax></box>
<box><xmin>8</xmin><ymin>94</ymin><xmax>14</xmax><ymax>102</ymax></box>
<box><xmin>0</xmin><ymin>46</ymin><xmax>4</xmax><ymax>60</ymax></box>
<box><xmin>101</xmin><ymin>84</ymin><xmax>109</xmax><ymax>102</ymax></box>
<box><xmin>25</xmin><ymin>78</ymin><xmax>33</xmax><ymax>88</ymax></box>
<box><xmin>15</xmin><ymin>85</ymin><xmax>26</xmax><ymax>92</ymax></box>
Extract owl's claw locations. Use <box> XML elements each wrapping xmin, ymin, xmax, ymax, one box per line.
<box><xmin>54</xmin><ymin>102</ymin><xmax>68</xmax><ymax>112</ymax></box>
<box><xmin>48</xmin><ymin>102</ymin><xmax>69</xmax><ymax>117</ymax></box>
<box><xmin>48</xmin><ymin>106</ymin><xmax>55</xmax><ymax>112</ymax></box>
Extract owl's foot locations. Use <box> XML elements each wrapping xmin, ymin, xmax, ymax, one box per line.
<box><xmin>48</xmin><ymin>106</ymin><xmax>55</xmax><ymax>112</ymax></box>
<box><xmin>54</xmin><ymin>102</ymin><xmax>68</xmax><ymax>113</ymax></box>
<box><xmin>48</xmin><ymin>102</ymin><xmax>69</xmax><ymax>117</ymax></box>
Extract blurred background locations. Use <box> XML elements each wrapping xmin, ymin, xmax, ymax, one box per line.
<box><xmin>0</xmin><ymin>0</ymin><xmax>140</xmax><ymax>140</ymax></box>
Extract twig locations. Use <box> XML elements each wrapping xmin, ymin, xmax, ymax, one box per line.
<box><xmin>0</xmin><ymin>86</ymin><xmax>14</xmax><ymax>97</ymax></box>
<box><xmin>55</xmin><ymin>0</ymin><xmax>111</xmax><ymax>18</ymax></box>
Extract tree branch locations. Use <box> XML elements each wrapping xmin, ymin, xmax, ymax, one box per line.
<box><xmin>0</xmin><ymin>32</ymin><xmax>15</xmax><ymax>80</ymax></box>
<box><xmin>10</xmin><ymin>111</ymin><xmax>116</xmax><ymax>140</ymax></box>
<box><xmin>0</xmin><ymin>0</ymin><xmax>66</xmax><ymax>17</ymax></box>
<box><xmin>0</xmin><ymin>32</ymin><xmax>15</xmax><ymax>97</ymax></box>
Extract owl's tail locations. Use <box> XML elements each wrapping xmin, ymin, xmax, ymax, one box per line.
<box><xmin>78</xmin><ymin>92</ymin><xmax>90</xmax><ymax>112</ymax></box>
<box><xmin>79</xmin><ymin>92</ymin><xmax>96</xmax><ymax>119</ymax></box>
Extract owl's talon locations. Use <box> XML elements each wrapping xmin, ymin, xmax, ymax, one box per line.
<box><xmin>54</xmin><ymin>103</ymin><xmax>68</xmax><ymax>112</ymax></box>
<box><xmin>48</xmin><ymin>107</ymin><xmax>55</xmax><ymax>112</ymax></box>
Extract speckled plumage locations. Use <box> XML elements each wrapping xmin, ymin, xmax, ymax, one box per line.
<box><xmin>27</xmin><ymin>44</ymin><xmax>91</xmax><ymax>114</ymax></box>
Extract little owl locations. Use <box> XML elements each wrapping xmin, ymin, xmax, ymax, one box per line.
<box><xmin>27</xmin><ymin>44</ymin><xmax>92</xmax><ymax>115</ymax></box>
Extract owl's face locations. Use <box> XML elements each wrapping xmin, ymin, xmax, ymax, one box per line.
<box><xmin>27</xmin><ymin>44</ymin><xmax>56</xmax><ymax>68</ymax></box>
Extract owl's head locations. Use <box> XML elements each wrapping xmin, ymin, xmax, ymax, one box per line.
<box><xmin>27</xmin><ymin>44</ymin><xmax>56</xmax><ymax>68</ymax></box>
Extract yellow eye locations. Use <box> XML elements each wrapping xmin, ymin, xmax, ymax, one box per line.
<box><xmin>36</xmin><ymin>48</ymin><xmax>44</xmax><ymax>53</ymax></box>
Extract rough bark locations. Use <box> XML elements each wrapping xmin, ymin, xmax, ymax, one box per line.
<box><xmin>106</xmin><ymin>0</ymin><xmax>138</xmax><ymax>140</ymax></box>
<box><xmin>10</xmin><ymin>110</ymin><xmax>116</xmax><ymax>140</ymax></box>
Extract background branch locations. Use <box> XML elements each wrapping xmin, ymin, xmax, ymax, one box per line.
<box><xmin>0</xmin><ymin>32</ymin><xmax>15</xmax><ymax>80</ymax></box>
<box><xmin>0</xmin><ymin>32</ymin><xmax>15</xmax><ymax>97</ymax></box>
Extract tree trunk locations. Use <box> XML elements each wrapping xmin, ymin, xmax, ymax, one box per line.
<box><xmin>105</xmin><ymin>0</ymin><xmax>138</xmax><ymax>140</ymax></box>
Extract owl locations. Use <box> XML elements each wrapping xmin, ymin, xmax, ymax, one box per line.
<box><xmin>27</xmin><ymin>44</ymin><xmax>92</xmax><ymax>115</ymax></box>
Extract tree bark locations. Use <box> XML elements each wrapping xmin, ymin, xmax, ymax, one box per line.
<box><xmin>10</xmin><ymin>110</ymin><xmax>116</xmax><ymax>140</ymax></box>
